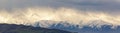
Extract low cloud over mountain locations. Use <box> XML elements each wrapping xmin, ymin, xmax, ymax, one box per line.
<box><xmin>0</xmin><ymin>0</ymin><xmax>120</xmax><ymax>33</ymax></box>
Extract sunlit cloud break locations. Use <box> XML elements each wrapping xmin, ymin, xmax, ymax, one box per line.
<box><xmin>0</xmin><ymin>7</ymin><xmax>120</xmax><ymax>29</ymax></box>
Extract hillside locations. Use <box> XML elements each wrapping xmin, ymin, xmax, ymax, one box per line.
<box><xmin>0</xmin><ymin>24</ymin><xmax>76</xmax><ymax>33</ymax></box>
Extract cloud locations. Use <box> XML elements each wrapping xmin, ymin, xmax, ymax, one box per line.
<box><xmin>0</xmin><ymin>7</ymin><xmax>120</xmax><ymax>27</ymax></box>
<box><xmin>0</xmin><ymin>0</ymin><xmax>120</xmax><ymax>15</ymax></box>
<box><xmin>0</xmin><ymin>0</ymin><xmax>119</xmax><ymax>9</ymax></box>
<box><xmin>0</xmin><ymin>0</ymin><xmax>120</xmax><ymax>32</ymax></box>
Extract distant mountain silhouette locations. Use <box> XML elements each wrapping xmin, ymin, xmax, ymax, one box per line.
<box><xmin>34</xmin><ymin>20</ymin><xmax>120</xmax><ymax>33</ymax></box>
<box><xmin>0</xmin><ymin>23</ymin><xmax>76</xmax><ymax>33</ymax></box>
<box><xmin>0</xmin><ymin>20</ymin><xmax>120</xmax><ymax>33</ymax></box>
<box><xmin>49</xmin><ymin>22</ymin><xmax>120</xmax><ymax>33</ymax></box>
<box><xmin>50</xmin><ymin>24</ymin><xmax>120</xmax><ymax>33</ymax></box>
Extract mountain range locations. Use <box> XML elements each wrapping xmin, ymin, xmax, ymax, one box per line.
<box><xmin>0</xmin><ymin>23</ymin><xmax>76</xmax><ymax>33</ymax></box>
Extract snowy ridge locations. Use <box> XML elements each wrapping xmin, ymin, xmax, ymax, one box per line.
<box><xmin>31</xmin><ymin>20</ymin><xmax>119</xmax><ymax>32</ymax></box>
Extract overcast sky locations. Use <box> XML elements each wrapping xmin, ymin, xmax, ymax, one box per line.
<box><xmin>0</xmin><ymin>0</ymin><xmax>120</xmax><ymax>15</ymax></box>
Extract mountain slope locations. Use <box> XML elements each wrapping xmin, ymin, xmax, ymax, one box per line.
<box><xmin>0</xmin><ymin>24</ymin><xmax>76</xmax><ymax>33</ymax></box>
<box><xmin>32</xmin><ymin>20</ymin><xmax>120</xmax><ymax>33</ymax></box>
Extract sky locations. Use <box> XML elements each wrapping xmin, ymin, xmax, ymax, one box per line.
<box><xmin>0</xmin><ymin>0</ymin><xmax>120</xmax><ymax>12</ymax></box>
<box><xmin>0</xmin><ymin>0</ymin><xmax>120</xmax><ymax>33</ymax></box>
<box><xmin>0</xmin><ymin>0</ymin><xmax>120</xmax><ymax>14</ymax></box>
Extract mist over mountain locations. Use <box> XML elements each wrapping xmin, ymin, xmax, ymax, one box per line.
<box><xmin>0</xmin><ymin>0</ymin><xmax>120</xmax><ymax>33</ymax></box>
<box><xmin>0</xmin><ymin>7</ymin><xmax>120</xmax><ymax>33</ymax></box>
<box><xmin>0</xmin><ymin>21</ymin><xmax>120</xmax><ymax>33</ymax></box>
<box><xmin>32</xmin><ymin>20</ymin><xmax>120</xmax><ymax>33</ymax></box>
